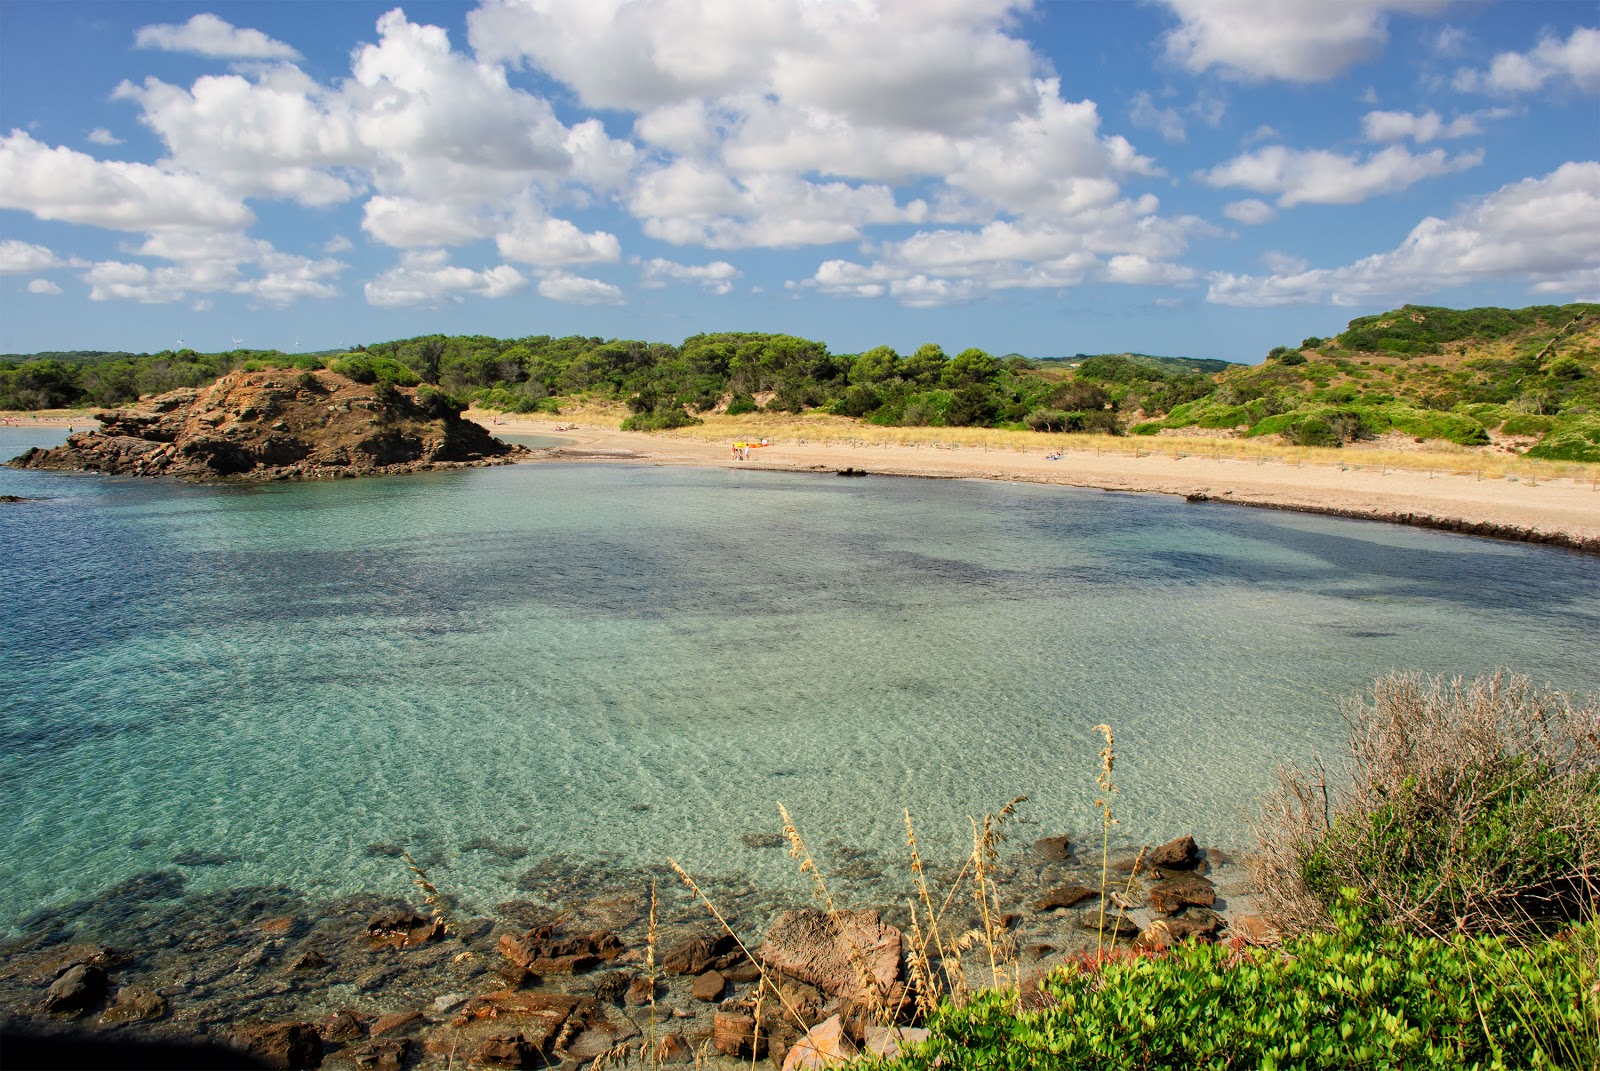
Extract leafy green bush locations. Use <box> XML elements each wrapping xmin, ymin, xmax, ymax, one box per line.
<box><xmin>620</xmin><ymin>407</ymin><xmax>702</xmax><ymax>431</ymax></box>
<box><xmin>1499</xmin><ymin>413</ymin><xmax>1556</xmax><ymax>437</ymax></box>
<box><xmin>1526</xmin><ymin>417</ymin><xmax>1600</xmax><ymax>462</ymax></box>
<box><xmin>725</xmin><ymin>391</ymin><xmax>759</xmax><ymax>416</ymax></box>
<box><xmin>1130</xmin><ymin>421</ymin><xmax>1162</xmax><ymax>436</ymax></box>
<box><xmin>472</xmin><ymin>385</ymin><xmax>559</xmax><ymax>414</ymax></box>
<box><xmin>883</xmin><ymin>906</ymin><xmax>1598</xmax><ymax>1071</ymax></box>
<box><xmin>328</xmin><ymin>353</ymin><xmax>420</xmax><ymax>386</ymax></box>
<box><xmin>1253</xmin><ymin>672</ymin><xmax>1600</xmax><ymax>938</ymax></box>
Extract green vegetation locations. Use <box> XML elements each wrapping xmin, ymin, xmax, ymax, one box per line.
<box><xmin>4</xmin><ymin>304</ymin><xmax>1596</xmax><ymax>458</ymax></box>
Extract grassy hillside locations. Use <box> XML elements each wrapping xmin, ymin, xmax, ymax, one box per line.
<box><xmin>1142</xmin><ymin>303</ymin><xmax>1600</xmax><ymax>461</ymax></box>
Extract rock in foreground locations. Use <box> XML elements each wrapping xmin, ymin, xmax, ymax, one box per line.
<box><xmin>7</xmin><ymin>370</ymin><xmax>524</xmax><ymax>481</ymax></box>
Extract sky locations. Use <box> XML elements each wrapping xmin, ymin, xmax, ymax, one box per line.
<box><xmin>0</xmin><ymin>1</ymin><xmax>1596</xmax><ymax>361</ymax></box>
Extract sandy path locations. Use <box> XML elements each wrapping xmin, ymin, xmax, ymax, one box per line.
<box><xmin>482</xmin><ymin>416</ymin><xmax>1600</xmax><ymax>553</ymax></box>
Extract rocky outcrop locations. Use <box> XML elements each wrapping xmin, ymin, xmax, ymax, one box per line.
<box><xmin>7</xmin><ymin>370</ymin><xmax>524</xmax><ymax>481</ymax></box>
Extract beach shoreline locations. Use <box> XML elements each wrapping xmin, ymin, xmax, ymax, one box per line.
<box><xmin>479</xmin><ymin>414</ymin><xmax>1600</xmax><ymax>554</ymax></box>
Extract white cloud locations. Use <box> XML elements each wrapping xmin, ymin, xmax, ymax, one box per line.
<box><xmin>86</xmin><ymin>128</ymin><xmax>124</xmax><ymax>146</ymax></box>
<box><xmin>362</xmin><ymin>196</ymin><xmax>496</xmax><ymax>248</ymax></box>
<box><xmin>1454</xmin><ymin>26</ymin><xmax>1600</xmax><ymax>95</ymax></box>
<box><xmin>1432</xmin><ymin>25</ymin><xmax>1471</xmax><ymax>58</ymax></box>
<box><xmin>637</xmin><ymin>257</ymin><xmax>742</xmax><ymax>294</ymax></box>
<box><xmin>1159</xmin><ymin>0</ymin><xmax>1450</xmax><ymax>83</ymax></box>
<box><xmin>0</xmin><ymin>239</ymin><xmax>62</xmax><ymax>273</ymax></box>
<box><xmin>1200</xmin><ymin>143</ymin><xmax>1482</xmax><ymax>206</ymax></box>
<box><xmin>496</xmin><ymin>211</ymin><xmax>621</xmax><ymax>265</ymax></box>
<box><xmin>1129</xmin><ymin>91</ymin><xmax>1186</xmax><ymax>143</ymax></box>
<box><xmin>1359</xmin><ymin>108</ymin><xmax>1497</xmax><ymax>143</ymax></box>
<box><xmin>0</xmin><ymin>130</ymin><xmax>253</xmax><ymax>231</ymax></box>
<box><xmin>1206</xmin><ymin>162</ymin><xmax>1600</xmax><ymax>306</ymax></box>
<box><xmin>537</xmin><ymin>271</ymin><xmax>624</xmax><ymax>305</ymax></box>
<box><xmin>324</xmin><ymin>234</ymin><xmax>354</xmax><ymax>254</ymax></box>
<box><xmin>364</xmin><ymin>249</ymin><xmax>526</xmax><ymax>307</ymax></box>
<box><xmin>1223</xmin><ymin>198</ymin><xmax>1277</xmax><ymax>225</ymax></box>
<box><xmin>80</xmin><ymin>233</ymin><xmax>343</xmax><ymax>306</ymax></box>
<box><xmin>26</xmin><ymin>278</ymin><xmax>63</xmax><ymax>295</ymax></box>
<box><xmin>134</xmin><ymin>13</ymin><xmax>301</xmax><ymax>60</ymax></box>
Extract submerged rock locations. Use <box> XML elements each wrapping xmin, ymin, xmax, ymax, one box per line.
<box><xmin>758</xmin><ymin>908</ymin><xmax>901</xmax><ymax>1005</ymax></box>
<box><xmin>7</xmin><ymin>370</ymin><xmax>523</xmax><ymax>481</ymax></box>
<box><xmin>41</xmin><ymin>963</ymin><xmax>107</xmax><ymax>1015</ymax></box>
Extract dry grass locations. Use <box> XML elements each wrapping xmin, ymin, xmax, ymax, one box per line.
<box><xmin>1252</xmin><ymin>671</ymin><xmax>1600</xmax><ymax>939</ymax></box>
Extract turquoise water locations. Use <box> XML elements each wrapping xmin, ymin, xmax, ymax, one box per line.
<box><xmin>2</xmin><ymin>426</ymin><xmax>1598</xmax><ymax>931</ymax></box>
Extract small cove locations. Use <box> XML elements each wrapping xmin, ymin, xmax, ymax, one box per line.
<box><xmin>2</xmin><ymin>425</ymin><xmax>1598</xmax><ymax>935</ymax></box>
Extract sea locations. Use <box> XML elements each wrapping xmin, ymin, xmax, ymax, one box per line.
<box><xmin>2</xmin><ymin>425</ymin><xmax>1598</xmax><ymax>935</ymax></box>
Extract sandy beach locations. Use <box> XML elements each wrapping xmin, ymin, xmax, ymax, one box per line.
<box><xmin>479</xmin><ymin>414</ymin><xmax>1600</xmax><ymax>553</ymax></box>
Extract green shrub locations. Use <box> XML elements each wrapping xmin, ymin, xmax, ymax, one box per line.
<box><xmin>620</xmin><ymin>407</ymin><xmax>702</xmax><ymax>431</ymax></box>
<box><xmin>1499</xmin><ymin>413</ymin><xmax>1556</xmax><ymax>437</ymax></box>
<box><xmin>1253</xmin><ymin>672</ymin><xmax>1600</xmax><ymax>939</ymax></box>
<box><xmin>725</xmin><ymin>391</ymin><xmax>759</xmax><ymax>416</ymax></box>
<box><xmin>329</xmin><ymin>353</ymin><xmax>420</xmax><ymax>386</ymax></box>
<box><xmin>885</xmin><ymin>907</ymin><xmax>1598</xmax><ymax>1071</ymax></box>
<box><xmin>1025</xmin><ymin>408</ymin><xmax>1073</xmax><ymax>432</ymax></box>
<box><xmin>1526</xmin><ymin>417</ymin><xmax>1600</xmax><ymax>461</ymax></box>
<box><xmin>473</xmin><ymin>385</ymin><xmax>559</xmax><ymax>414</ymax></box>
<box><xmin>1130</xmin><ymin>421</ymin><xmax>1162</xmax><ymax>436</ymax></box>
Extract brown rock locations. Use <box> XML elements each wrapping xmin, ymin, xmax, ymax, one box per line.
<box><xmin>563</xmin><ymin>1017</ymin><xmax>639</xmax><ymax>1062</ymax></box>
<box><xmin>319</xmin><ymin>1010</ymin><xmax>367</xmax><ymax>1044</ymax></box>
<box><xmin>864</xmin><ymin>1025</ymin><xmax>931</xmax><ymax>1059</ymax></box>
<box><xmin>99</xmin><ymin>985</ymin><xmax>166</xmax><ymax>1024</ymax></box>
<box><xmin>625</xmin><ymin>975</ymin><xmax>660</xmax><ymax>1005</ymax></box>
<box><xmin>1147</xmin><ymin>874</ymin><xmax>1216</xmax><ymax>915</ymax></box>
<box><xmin>758</xmin><ymin>909</ymin><xmax>900</xmax><ymax>1005</ymax></box>
<box><xmin>655</xmin><ymin>1033</ymin><xmax>694</xmax><ymax>1064</ymax></box>
<box><xmin>349</xmin><ymin>1038</ymin><xmax>413</xmax><ymax>1071</ymax></box>
<box><xmin>474</xmin><ymin>1034</ymin><xmax>539</xmax><ymax>1068</ymax></box>
<box><xmin>1077</xmin><ymin>912</ymin><xmax>1139</xmax><ymax>939</ymax></box>
<box><xmin>713</xmin><ymin>1011</ymin><xmax>758</xmax><ymax>1057</ymax></box>
<box><xmin>497</xmin><ymin>924</ymin><xmax>623</xmax><ymax>975</ymax></box>
<box><xmin>1144</xmin><ymin>835</ymin><xmax>1201</xmax><ymax>871</ymax></box>
<box><xmin>364</xmin><ymin>909</ymin><xmax>443</xmax><ymax>950</ymax></box>
<box><xmin>781</xmin><ymin>1014</ymin><xmax>857</xmax><ymax>1070</ymax></box>
<box><xmin>42</xmin><ymin>963</ymin><xmax>108</xmax><ymax>1015</ymax></box>
<box><xmin>257</xmin><ymin>916</ymin><xmax>295</xmax><ymax>936</ymax></box>
<box><xmin>1032</xmin><ymin>835</ymin><xmax>1072</xmax><ymax>861</ymax></box>
<box><xmin>1033</xmin><ymin>884</ymin><xmax>1096</xmax><ymax>911</ymax></box>
<box><xmin>289</xmin><ymin>950</ymin><xmax>328</xmax><ymax>972</ymax></box>
<box><xmin>370</xmin><ymin>1009</ymin><xmax>424</xmax><ymax>1037</ymax></box>
<box><xmin>1134</xmin><ymin>911</ymin><xmax>1222</xmax><ymax>952</ymax></box>
<box><xmin>691</xmin><ymin>969</ymin><xmax>726</xmax><ymax>1003</ymax></box>
<box><xmin>722</xmin><ymin>959</ymin><xmax>762</xmax><ymax>983</ymax></box>
<box><xmin>661</xmin><ymin>933</ymin><xmax>740</xmax><ymax>975</ymax></box>
<box><xmin>233</xmin><ymin>1021</ymin><xmax>323</xmax><ymax>1069</ymax></box>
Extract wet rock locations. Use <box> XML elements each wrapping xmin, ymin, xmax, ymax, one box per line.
<box><xmin>1134</xmin><ymin>910</ymin><xmax>1223</xmax><ymax>952</ymax></box>
<box><xmin>105</xmin><ymin>870</ymin><xmax>187</xmax><ymax>902</ymax></box>
<box><xmin>1033</xmin><ymin>884</ymin><xmax>1096</xmax><ymax>911</ymax></box>
<box><xmin>691</xmin><ymin>969</ymin><xmax>726</xmax><ymax>1003</ymax></box>
<box><xmin>592</xmin><ymin>970</ymin><xmax>629</xmax><ymax>1004</ymax></box>
<box><xmin>1144</xmin><ymin>835</ymin><xmax>1201</xmax><ymax>871</ymax></box>
<box><xmin>100</xmin><ymin>984</ymin><xmax>167</xmax><ymax>1024</ymax></box>
<box><xmin>289</xmin><ymin>950</ymin><xmax>328</xmax><ymax>972</ymax></box>
<box><xmin>625</xmin><ymin>975</ymin><xmax>660</xmax><ymax>1005</ymax></box>
<box><xmin>564</xmin><ymin>1017</ymin><xmax>639</xmax><ymax>1062</ymax></box>
<box><xmin>371</xmin><ymin>1009</ymin><xmax>423</xmax><ymax>1037</ymax></box>
<box><xmin>348</xmin><ymin>1038</ymin><xmax>413</xmax><ymax>1071</ymax></box>
<box><xmin>474</xmin><ymin>1033</ymin><xmax>539</xmax><ymax>1068</ymax></box>
<box><xmin>497</xmin><ymin>924</ymin><xmax>623</xmax><ymax>975</ymax></box>
<box><xmin>319</xmin><ymin>1010</ymin><xmax>367</xmax><ymax>1044</ymax></box>
<box><xmin>364</xmin><ymin>909</ymin><xmax>443</xmax><ymax>950</ymax></box>
<box><xmin>660</xmin><ymin>933</ymin><xmax>740</xmax><ymax>975</ymax></box>
<box><xmin>722</xmin><ymin>959</ymin><xmax>762</xmax><ymax>984</ymax></box>
<box><xmin>1032</xmin><ymin>835</ymin><xmax>1072</xmax><ymax>861</ymax></box>
<box><xmin>713</xmin><ymin>1010</ymin><xmax>759</xmax><ymax>1058</ymax></box>
<box><xmin>233</xmin><ymin>1020</ymin><xmax>323</xmax><ymax>1069</ymax></box>
<box><xmin>431</xmin><ymin>992</ymin><xmax>469</xmax><ymax>1014</ymax></box>
<box><xmin>782</xmin><ymin>1014</ymin><xmax>856</xmax><ymax>1070</ymax></box>
<box><xmin>741</xmin><ymin>832</ymin><xmax>786</xmax><ymax>849</ymax></box>
<box><xmin>1076</xmin><ymin>912</ymin><xmax>1140</xmax><ymax>939</ymax></box>
<box><xmin>461</xmin><ymin>837</ymin><xmax>528</xmax><ymax>861</ymax></box>
<box><xmin>354</xmin><ymin>964</ymin><xmax>401</xmax><ymax>992</ymax></box>
<box><xmin>42</xmin><ymin>963</ymin><xmax>107</xmax><ymax>1014</ymax></box>
<box><xmin>1147</xmin><ymin>874</ymin><xmax>1217</xmax><ymax>915</ymax></box>
<box><xmin>758</xmin><ymin>909</ymin><xmax>900</xmax><ymax>1005</ymax></box>
<box><xmin>364</xmin><ymin>843</ymin><xmax>406</xmax><ymax>858</ymax></box>
<box><xmin>173</xmin><ymin>849</ymin><xmax>243</xmax><ymax>867</ymax></box>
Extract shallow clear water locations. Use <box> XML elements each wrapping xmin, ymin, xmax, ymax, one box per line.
<box><xmin>2</xmin><ymin>425</ymin><xmax>1597</xmax><ymax>931</ymax></box>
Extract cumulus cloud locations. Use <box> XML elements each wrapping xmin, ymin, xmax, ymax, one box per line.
<box><xmin>26</xmin><ymin>278</ymin><xmax>63</xmax><ymax>295</ymax></box>
<box><xmin>1453</xmin><ymin>26</ymin><xmax>1600</xmax><ymax>95</ymax></box>
<box><xmin>87</xmin><ymin>128</ymin><xmax>124</xmax><ymax>146</ymax></box>
<box><xmin>1129</xmin><ymin>92</ymin><xmax>1186</xmax><ymax>143</ymax></box>
<box><xmin>1206</xmin><ymin>162</ymin><xmax>1600</xmax><ymax>306</ymax></box>
<box><xmin>135</xmin><ymin>13</ymin><xmax>301</xmax><ymax>60</ymax></box>
<box><xmin>364</xmin><ymin>249</ymin><xmax>525</xmax><ymax>307</ymax></box>
<box><xmin>1200</xmin><ymin>143</ymin><xmax>1482</xmax><ymax>206</ymax></box>
<box><xmin>537</xmin><ymin>271</ymin><xmax>624</xmax><ymax>304</ymax></box>
<box><xmin>1359</xmin><ymin>108</ymin><xmax>1508</xmax><ymax>143</ymax></box>
<box><xmin>0</xmin><ymin>130</ymin><xmax>253</xmax><ymax>231</ymax></box>
<box><xmin>81</xmin><ymin>232</ymin><xmax>343</xmax><ymax>306</ymax></box>
<box><xmin>637</xmin><ymin>257</ymin><xmax>742</xmax><ymax>294</ymax></box>
<box><xmin>1223</xmin><ymin>198</ymin><xmax>1277</xmax><ymax>225</ymax></box>
<box><xmin>1159</xmin><ymin>0</ymin><xmax>1450</xmax><ymax>83</ymax></box>
<box><xmin>496</xmin><ymin>211</ymin><xmax>621</xmax><ymax>265</ymax></box>
<box><xmin>0</xmin><ymin>239</ymin><xmax>62</xmax><ymax>273</ymax></box>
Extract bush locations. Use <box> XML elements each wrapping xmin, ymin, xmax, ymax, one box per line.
<box><xmin>889</xmin><ymin>907</ymin><xmax>1598</xmax><ymax>1070</ymax></box>
<box><xmin>1499</xmin><ymin>413</ymin><xmax>1556</xmax><ymax>437</ymax></box>
<box><xmin>1278</xmin><ymin>351</ymin><xmax>1307</xmax><ymax>366</ymax></box>
<box><xmin>725</xmin><ymin>391</ymin><xmax>759</xmax><ymax>416</ymax></box>
<box><xmin>1526</xmin><ymin>417</ymin><xmax>1600</xmax><ymax>462</ymax></box>
<box><xmin>329</xmin><ymin>353</ymin><xmax>420</xmax><ymax>386</ymax></box>
<box><xmin>620</xmin><ymin>407</ymin><xmax>702</xmax><ymax>431</ymax></box>
<box><xmin>1130</xmin><ymin>421</ymin><xmax>1162</xmax><ymax>436</ymax></box>
<box><xmin>1252</xmin><ymin>672</ymin><xmax>1600</xmax><ymax>939</ymax></box>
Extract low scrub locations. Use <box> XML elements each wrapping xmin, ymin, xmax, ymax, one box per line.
<box><xmin>1252</xmin><ymin>672</ymin><xmax>1600</xmax><ymax>939</ymax></box>
<box><xmin>1527</xmin><ymin>416</ymin><xmax>1600</xmax><ymax>462</ymax></box>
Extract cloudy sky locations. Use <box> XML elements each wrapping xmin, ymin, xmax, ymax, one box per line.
<box><xmin>1</xmin><ymin>0</ymin><xmax>1595</xmax><ymax>360</ymax></box>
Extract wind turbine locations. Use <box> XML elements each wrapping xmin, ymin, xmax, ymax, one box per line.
<box><xmin>232</xmin><ymin>336</ymin><xmax>245</xmax><ymax>349</ymax></box>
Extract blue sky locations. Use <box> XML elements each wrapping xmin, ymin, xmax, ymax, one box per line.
<box><xmin>1</xmin><ymin>0</ymin><xmax>1595</xmax><ymax>361</ymax></box>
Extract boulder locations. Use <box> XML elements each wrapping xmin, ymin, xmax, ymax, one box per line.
<box><xmin>1033</xmin><ymin>884</ymin><xmax>1096</xmax><ymax>911</ymax></box>
<box><xmin>370</xmin><ymin>1009</ymin><xmax>423</xmax><ymax>1037</ymax></box>
<box><xmin>233</xmin><ymin>1021</ymin><xmax>323</xmax><ymax>1069</ymax></box>
<box><xmin>364</xmin><ymin>909</ymin><xmax>443</xmax><ymax>950</ymax></box>
<box><xmin>781</xmin><ymin>1015</ymin><xmax>857</xmax><ymax>1070</ymax></box>
<box><xmin>42</xmin><ymin>963</ymin><xmax>108</xmax><ymax>1015</ymax></box>
<box><xmin>1076</xmin><ymin>912</ymin><xmax>1140</xmax><ymax>939</ymax></box>
<box><xmin>654</xmin><ymin>1033</ymin><xmax>694</xmax><ymax>1064</ymax></box>
<box><xmin>474</xmin><ymin>1034</ymin><xmax>539</xmax><ymax>1068</ymax></box>
<box><xmin>660</xmin><ymin>933</ymin><xmax>741</xmax><ymax>975</ymax></box>
<box><xmin>1144</xmin><ymin>835</ymin><xmax>1201</xmax><ymax>871</ymax></box>
<box><xmin>712</xmin><ymin>1010</ymin><xmax>759</xmax><ymax>1057</ymax></box>
<box><xmin>318</xmin><ymin>1010</ymin><xmax>367</xmax><ymax>1044</ymax></box>
<box><xmin>1147</xmin><ymin>874</ymin><xmax>1217</xmax><ymax>915</ymax></box>
<box><xmin>625</xmin><ymin>975</ymin><xmax>660</xmax><ymax>1006</ymax></box>
<box><xmin>498</xmin><ymin>924</ymin><xmax>623</xmax><ymax>975</ymax></box>
<box><xmin>99</xmin><ymin>985</ymin><xmax>166</xmax><ymax>1024</ymax></box>
<box><xmin>691</xmin><ymin>969</ymin><xmax>726</xmax><ymax>1003</ymax></box>
<box><xmin>758</xmin><ymin>909</ymin><xmax>901</xmax><ymax>1005</ymax></box>
<box><xmin>348</xmin><ymin>1039</ymin><xmax>413</xmax><ymax>1071</ymax></box>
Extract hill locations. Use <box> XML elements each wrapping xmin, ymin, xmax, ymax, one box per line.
<box><xmin>1035</xmin><ymin>353</ymin><xmax>1238</xmax><ymax>375</ymax></box>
